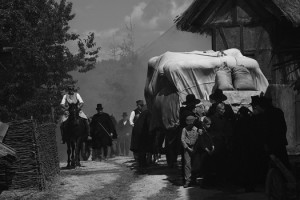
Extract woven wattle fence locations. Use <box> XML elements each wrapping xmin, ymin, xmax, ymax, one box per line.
<box><xmin>0</xmin><ymin>120</ymin><xmax>59</xmax><ymax>190</ymax></box>
<box><xmin>0</xmin><ymin>142</ymin><xmax>17</xmax><ymax>190</ymax></box>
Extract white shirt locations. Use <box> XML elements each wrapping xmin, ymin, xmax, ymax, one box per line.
<box><xmin>129</xmin><ymin>111</ymin><xmax>135</xmax><ymax>126</ymax></box>
<box><xmin>60</xmin><ymin>93</ymin><xmax>84</xmax><ymax>105</ymax></box>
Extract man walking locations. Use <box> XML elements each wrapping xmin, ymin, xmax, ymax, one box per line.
<box><xmin>117</xmin><ymin>112</ymin><xmax>132</xmax><ymax>156</ymax></box>
<box><xmin>90</xmin><ymin>104</ymin><xmax>117</xmax><ymax>161</ymax></box>
<box><xmin>129</xmin><ymin>100</ymin><xmax>145</xmax><ymax>160</ymax></box>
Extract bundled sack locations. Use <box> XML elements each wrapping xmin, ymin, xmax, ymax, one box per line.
<box><xmin>232</xmin><ymin>65</ymin><xmax>256</xmax><ymax>90</ymax></box>
<box><xmin>215</xmin><ymin>63</ymin><xmax>234</xmax><ymax>90</ymax></box>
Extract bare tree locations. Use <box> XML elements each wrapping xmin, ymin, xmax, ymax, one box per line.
<box><xmin>109</xmin><ymin>34</ymin><xmax>118</xmax><ymax>60</ymax></box>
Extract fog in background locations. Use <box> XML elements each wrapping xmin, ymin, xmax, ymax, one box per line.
<box><xmin>57</xmin><ymin>0</ymin><xmax>212</xmax><ymax>160</ymax></box>
<box><xmin>73</xmin><ymin>25</ymin><xmax>211</xmax><ymax>120</ymax></box>
<box><xmin>57</xmin><ymin>26</ymin><xmax>211</xmax><ymax>160</ymax></box>
<box><xmin>65</xmin><ymin>0</ymin><xmax>212</xmax><ymax>119</ymax></box>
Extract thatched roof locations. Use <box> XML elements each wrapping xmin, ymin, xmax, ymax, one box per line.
<box><xmin>273</xmin><ymin>0</ymin><xmax>300</xmax><ymax>26</ymax></box>
<box><xmin>176</xmin><ymin>0</ymin><xmax>300</xmax><ymax>33</ymax></box>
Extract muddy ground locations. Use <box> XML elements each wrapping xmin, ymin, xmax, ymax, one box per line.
<box><xmin>1</xmin><ymin>156</ymin><xmax>268</xmax><ymax>200</ymax></box>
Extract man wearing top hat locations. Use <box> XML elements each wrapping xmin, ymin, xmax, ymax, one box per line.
<box><xmin>90</xmin><ymin>104</ymin><xmax>117</xmax><ymax>161</ymax></box>
<box><xmin>117</xmin><ymin>112</ymin><xmax>132</xmax><ymax>156</ymax></box>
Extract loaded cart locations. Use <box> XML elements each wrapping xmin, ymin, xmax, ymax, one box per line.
<box><xmin>144</xmin><ymin>48</ymin><xmax>269</xmax><ymax>167</ymax></box>
<box><xmin>145</xmin><ymin>48</ymin><xmax>269</xmax><ymax>133</ymax></box>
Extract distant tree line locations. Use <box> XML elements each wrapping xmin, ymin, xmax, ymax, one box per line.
<box><xmin>0</xmin><ymin>0</ymin><xmax>100</xmax><ymax>122</ymax></box>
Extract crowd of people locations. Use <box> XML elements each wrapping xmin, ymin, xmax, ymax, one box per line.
<box><xmin>59</xmin><ymin>84</ymin><xmax>290</xmax><ymax>191</ymax></box>
<box><xmin>179</xmin><ymin>89</ymin><xmax>290</xmax><ymax>191</ymax></box>
<box><xmin>59</xmin><ymin>84</ymin><xmax>137</xmax><ymax>161</ymax></box>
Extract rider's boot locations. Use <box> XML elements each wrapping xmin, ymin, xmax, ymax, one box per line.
<box><xmin>60</xmin><ymin>124</ymin><xmax>66</xmax><ymax>144</ymax></box>
<box><xmin>84</xmin><ymin>119</ymin><xmax>91</xmax><ymax>138</ymax></box>
<box><xmin>88</xmin><ymin>148</ymin><xmax>93</xmax><ymax>161</ymax></box>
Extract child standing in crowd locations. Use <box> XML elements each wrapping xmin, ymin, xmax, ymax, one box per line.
<box><xmin>197</xmin><ymin>116</ymin><xmax>215</xmax><ymax>188</ymax></box>
<box><xmin>200</xmin><ymin>117</ymin><xmax>215</xmax><ymax>155</ymax></box>
<box><xmin>181</xmin><ymin>115</ymin><xmax>202</xmax><ymax>188</ymax></box>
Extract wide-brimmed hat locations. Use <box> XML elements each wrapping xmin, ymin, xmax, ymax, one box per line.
<box><xmin>209</xmin><ymin>89</ymin><xmax>227</xmax><ymax>101</ymax></box>
<box><xmin>122</xmin><ymin>112</ymin><xmax>128</xmax><ymax>117</ymax></box>
<box><xmin>136</xmin><ymin>100</ymin><xmax>144</xmax><ymax>106</ymax></box>
<box><xmin>96</xmin><ymin>104</ymin><xmax>103</xmax><ymax>110</ymax></box>
<box><xmin>238</xmin><ymin>106</ymin><xmax>252</xmax><ymax>116</ymax></box>
<box><xmin>67</xmin><ymin>84</ymin><xmax>75</xmax><ymax>91</ymax></box>
<box><xmin>250</xmin><ymin>95</ymin><xmax>260</xmax><ymax>107</ymax></box>
<box><xmin>182</xmin><ymin>94</ymin><xmax>201</xmax><ymax>105</ymax></box>
<box><xmin>185</xmin><ymin>115</ymin><xmax>196</xmax><ymax>125</ymax></box>
<box><xmin>251</xmin><ymin>95</ymin><xmax>272</xmax><ymax>108</ymax></box>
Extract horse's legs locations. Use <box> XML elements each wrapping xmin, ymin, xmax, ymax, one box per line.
<box><xmin>67</xmin><ymin>142</ymin><xmax>71</xmax><ymax>168</ymax></box>
<box><xmin>74</xmin><ymin>140</ymin><xmax>78</xmax><ymax>167</ymax></box>
<box><xmin>75</xmin><ymin>138</ymin><xmax>83</xmax><ymax>167</ymax></box>
<box><xmin>78</xmin><ymin>141</ymin><xmax>81</xmax><ymax>165</ymax></box>
<box><xmin>71</xmin><ymin>142</ymin><xmax>75</xmax><ymax>167</ymax></box>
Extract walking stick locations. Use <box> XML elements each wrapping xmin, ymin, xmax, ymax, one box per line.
<box><xmin>97</xmin><ymin>121</ymin><xmax>113</xmax><ymax>138</ymax></box>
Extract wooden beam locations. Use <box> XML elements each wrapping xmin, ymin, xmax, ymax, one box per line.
<box><xmin>202</xmin><ymin>0</ymin><xmax>229</xmax><ymax>26</ymax></box>
<box><xmin>254</xmin><ymin>27</ymin><xmax>265</xmax><ymax>58</ymax></box>
<box><xmin>258</xmin><ymin>0</ymin><xmax>283</xmax><ymax>21</ymax></box>
<box><xmin>219</xmin><ymin>27</ymin><xmax>229</xmax><ymax>49</ymax></box>
<box><xmin>188</xmin><ymin>0</ymin><xmax>214</xmax><ymax>28</ymax></box>
<box><xmin>240</xmin><ymin>25</ymin><xmax>244</xmax><ymax>54</ymax></box>
<box><xmin>244</xmin><ymin>0</ymin><xmax>274</xmax><ymax>23</ymax></box>
<box><xmin>212</xmin><ymin>28</ymin><xmax>217</xmax><ymax>50</ymax></box>
<box><xmin>232</xmin><ymin>0</ymin><xmax>238</xmax><ymax>24</ymax></box>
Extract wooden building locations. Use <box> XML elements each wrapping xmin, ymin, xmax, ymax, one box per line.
<box><xmin>175</xmin><ymin>0</ymin><xmax>300</xmax><ymax>150</ymax></box>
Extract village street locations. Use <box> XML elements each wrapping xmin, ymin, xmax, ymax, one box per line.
<box><xmin>1</xmin><ymin>156</ymin><xmax>268</xmax><ymax>200</ymax></box>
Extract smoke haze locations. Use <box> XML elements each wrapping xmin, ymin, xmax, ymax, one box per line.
<box><xmin>73</xmin><ymin>25</ymin><xmax>211</xmax><ymax>120</ymax></box>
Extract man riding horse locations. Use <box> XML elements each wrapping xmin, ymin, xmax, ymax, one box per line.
<box><xmin>60</xmin><ymin>84</ymin><xmax>91</xmax><ymax>144</ymax></box>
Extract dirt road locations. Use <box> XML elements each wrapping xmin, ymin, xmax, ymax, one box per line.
<box><xmin>1</xmin><ymin>156</ymin><xmax>268</xmax><ymax>200</ymax></box>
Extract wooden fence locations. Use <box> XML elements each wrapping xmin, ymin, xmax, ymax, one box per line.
<box><xmin>0</xmin><ymin>120</ymin><xmax>59</xmax><ymax>190</ymax></box>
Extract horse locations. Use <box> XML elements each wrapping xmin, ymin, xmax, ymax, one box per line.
<box><xmin>62</xmin><ymin>103</ymin><xmax>88</xmax><ymax>168</ymax></box>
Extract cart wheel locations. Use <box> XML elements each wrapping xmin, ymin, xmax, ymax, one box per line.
<box><xmin>81</xmin><ymin>141</ymin><xmax>90</xmax><ymax>161</ymax></box>
<box><xmin>266</xmin><ymin>168</ymin><xmax>286</xmax><ymax>200</ymax></box>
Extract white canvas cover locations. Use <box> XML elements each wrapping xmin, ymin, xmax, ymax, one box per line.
<box><xmin>145</xmin><ymin>48</ymin><xmax>269</xmax><ymax>131</ymax></box>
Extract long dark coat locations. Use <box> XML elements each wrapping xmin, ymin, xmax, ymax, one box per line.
<box><xmin>90</xmin><ymin>112</ymin><xmax>117</xmax><ymax>148</ymax></box>
<box><xmin>232</xmin><ymin>112</ymin><xmax>266</xmax><ymax>186</ymax></box>
<box><xmin>259</xmin><ymin>105</ymin><xmax>290</xmax><ymax>168</ymax></box>
<box><xmin>117</xmin><ymin>119</ymin><xmax>132</xmax><ymax>140</ymax></box>
<box><xmin>130</xmin><ymin>109</ymin><xmax>151</xmax><ymax>153</ymax></box>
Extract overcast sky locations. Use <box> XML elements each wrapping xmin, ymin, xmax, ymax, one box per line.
<box><xmin>66</xmin><ymin>0</ymin><xmax>212</xmax><ymax>118</ymax></box>
<box><xmin>68</xmin><ymin>0</ymin><xmax>194</xmax><ymax>58</ymax></box>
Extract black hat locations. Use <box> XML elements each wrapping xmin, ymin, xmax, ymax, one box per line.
<box><xmin>67</xmin><ymin>84</ymin><xmax>75</xmax><ymax>91</ymax></box>
<box><xmin>182</xmin><ymin>94</ymin><xmax>201</xmax><ymax>105</ymax></box>
<box><xmin>259</xmin><ymin>96</ymin><xmax>272</xmax><ymax>108</ymax></box>
<box><xmin>251</xmin><ymin>95</ymin><xmax>271</xmax><ymax>108</ymax></box>
<box><xmin>209</xmin><ymin>89</ymin><xmax>227</xmax><ymax>101</ymax></box>
<box><xmin>136</xmin><ymin>100</ymin><xmax>144</xmax><ymax>106</ymax></box>
<box><xmin>122</xmin><ymin>112</ymin><xmax>128</xmax><ymax>117</ymax></box>
<box><xmin>251</xmin><ymin>95</ymin><xmax>260</xmax><ymax>106</ymax></box>
<box><xmin>238</xmin><ymin>106</ymin><xmax>252</xmax><ymax>116</ymax></box>
<box><xmin>96</xmin><ymin>104</ymin><xmax>103</xmax><ymax>110</ymax></box>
